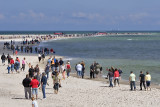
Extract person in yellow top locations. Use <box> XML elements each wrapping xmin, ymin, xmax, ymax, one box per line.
<box><xmin>145</xmin><ymin>72</ymin><xmax>151</xmax><ymax>91</ymax></box>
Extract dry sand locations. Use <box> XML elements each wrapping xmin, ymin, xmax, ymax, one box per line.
<box><xmin>0</xmin><ymin>41</ymin><xmax>160</xmax><ymax>107</ymax></box>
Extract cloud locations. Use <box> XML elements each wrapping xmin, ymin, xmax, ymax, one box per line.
<box><xmin>128</xmin><ymin>13</ymin><xmax>149</xmax><ymax>21</ymax></box>
<box><xmin>10</xmin><ymin>10</ymin><xmax>46</xmax><ymax>21</ymax></box>
<box><xmin>0</xmin><ymin>13</ymin><xmax>5</xmax><ymax>20</ymax></box>
<box><xmin>72</xmin><ymin>12</ymin><xmax>105</xmax><ymax>20</ymax></box>
<box><xmin>28</xmin><ymin>10</ymin><xmax>45</xmax><ymax>19</ymax></box>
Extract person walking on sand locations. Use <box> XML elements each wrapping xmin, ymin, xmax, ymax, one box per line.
<box><xmin>61</xmin><ymin>63</ymin><xmax>66</xmax><ymax>80</ymax></box>
<box><xmin>139</xmin><ymin>71</ymin><xmax>146</xmax><ymax>91</ymax></box>
<box><xmin>41</xmin><ymin>72</ymin><xmax>47</xmax><ymax>99</ymax></box>
<box><xmin>42</xmin><ymin>53</ymin><xmax>45</xmax><ymax>64</ymax></box>
<box><xmin>15</xmin><ymin>50</ymin><xmax>18</xmax><ymax>56</ymax></box>
<box><xmin>29</xmin><ymin>65</ymin><xmax>35</xmax><ymax>78</ymax></box>
<box><xmin>22</xmin><ymin>74</ymin><xmax>31</xmax><ymax>99</ymax></box>
<box><xmin>129</xmin><ymin>71</ymin><xmax>136</xmax><ymax>91</ymax></box>
<box><xmin>31</xmin><ymin>97</ymin><xmax>38</xmax><ymax>107</ymax></box>
<box><xmin>10</xmin><ymin>58</ymin><xmax>14</xmax><ymax>73</ymax></box>
<box><xmin>114</xmin><ymin>68</ymin><xmax>120</xmax><ymax>86</ymax></box>
<box><xmin>145</xmin><ymin>72</ymin><xmax>151</xmax><ymax>91</ymax></box>
<box><xmin>30</xmin><ymin>76</ymin><xmax>39</xmax><ymax>100</ymax></box>
<box><xmin>21</xmin><ymin>57</ymin><xmax>26</xmax><ymax>71</ymax></box>
<box><xmin>38</xmin><ymin>54</ymin><xmax>41</xmax><ymax>63</ymax></box>
<box><xmin>53</xmin><ymin>72</ymin><xmax>60</xmax><ymax>94</ymax></box>
<box><xmin>45</xmin><ymin>63</ymin><xmax>50</xmax><ymax>79</ymax></box>
<box><xmin>7</xmin><ymin>64</ymin><xmax>11</xmax><ymax>74</ymax></box>
<box><xmin>59</xmin><ymin>58</ymin><xmax>64</xmax><ymax>73</ymax></box>
<box><xmin>1</xmin><ymin>53</ymin><xmax>6</xmax><ymax>66</ymax></box>
<box><xmin>7</xmin><ymin>54</ymin><xmax>11</xmax><ymax>64</ymax></box>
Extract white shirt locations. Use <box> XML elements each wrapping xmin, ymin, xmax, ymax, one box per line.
<box><xmin>38</xmin><ymin>54</ymin><xmax>41</xmax><ymax>57</ymax></box>
<box><xmin>76</xmin><ymin>64</ymin><xmax>82</xmax><ymax>71</ymax></box>
<box><xmin>32</xmin><ymin>100</ymin><xmax>38</xmax><ymax>107</ymax></box>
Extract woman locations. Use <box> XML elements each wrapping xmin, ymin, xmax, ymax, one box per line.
<box><xmin>145</xmin><ymin>72</ymin><xmax>151</xmax><ymax>91</ymax></box>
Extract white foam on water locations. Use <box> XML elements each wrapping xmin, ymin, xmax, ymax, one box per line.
<box><xmin>127</xmin><ymin>39</ymin><xmax>132</xmax><ymax>40</ymax></box>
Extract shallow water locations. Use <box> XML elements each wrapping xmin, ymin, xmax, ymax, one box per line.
<box><xmin>40</xmin><ymin>34</ymin><xmax>160</xmax><ymax>84</ymax></box>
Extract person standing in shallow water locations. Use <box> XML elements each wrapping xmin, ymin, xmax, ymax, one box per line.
<box><xmin>139</xmin><ymin>71</ymin><xmax>146</xmax><ymax>91</ymax></box>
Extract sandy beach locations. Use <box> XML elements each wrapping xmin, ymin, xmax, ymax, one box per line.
<box><xmin>0</xmin><ymin>40</ymin><xmax>160</xmax><ymax>107</ymax></box>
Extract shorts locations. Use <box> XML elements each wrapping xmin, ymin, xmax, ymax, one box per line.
<box><xmin>146</xmin><ymin>81</ymin><xmax>151</xmax><ymax>87</ymax></box>
<box><xmin>32</xmin><ymin>88</ymin><xmax>38</xmax><ymax>95</ymax></box>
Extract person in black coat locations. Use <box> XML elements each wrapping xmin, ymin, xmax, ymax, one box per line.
<box><xmin>1</xmin><ymin>53</ymin><xmax>6</xmax><ymax>66</ymax></box>
<box><xmin>22</xmin><ymin>74</ymin><xmax>31</xmax><ymax>99</ymax></box>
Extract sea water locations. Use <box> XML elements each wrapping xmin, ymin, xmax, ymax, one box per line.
<box><xmin>40</xmin><ymin>33</ymin><xmax>160</xmax><ymax>84</ymax></box>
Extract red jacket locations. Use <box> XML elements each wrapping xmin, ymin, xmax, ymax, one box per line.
<box><xmin>30</xmin><ymin>79</ymin><xmax>39</xmax><ymax>88</ymax></box>
<box><xmin>10</xmin><ymin>59</ymin><xmax>14</xmax><ymax>64</ymax></box>
<box><xmin>114</xmin><ymin>70</ymin><xmax>119</xmax><ymax>78</ymax></box>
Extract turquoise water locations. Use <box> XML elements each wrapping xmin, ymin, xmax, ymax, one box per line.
<box><xmin>40</xmin><ymin>34</ymin><xmax>160</xmax><ymax>85</ymax></box>
<box><xmin>1</xmin><ymin>31</ymin><xmax>160</xmax><ymax>84</ymax></box>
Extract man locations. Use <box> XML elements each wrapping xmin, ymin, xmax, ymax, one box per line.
<box><xmin>7</xmin><ymin>54</ymin><xmax>11</xmax><ymax>64</ymax></box>
<box><xmin>114</xmin><ymin>68</ymin><xmax>120</xmax><ymax>86</ymax></box>
<box><xmin>41</xmin><ymin>72</ymin><xmax>47</xmax><ymax>99</ymax></box>
<box><xmin>22</xmin><ymin>74</ymin><xmax>31</xmax><ymax>99</ymax></box>
<box><xmin>118</xmin><ymin>68</ymin><xmax>123</xmax><ymax>79</ymax></box>
<box><xmin>107</xmin><ymin>69</ymin><xmax>114</xmax><ymax>87</ymax></box>
<box><xmin>30</xmin><ymin>76</ymin><xmax>39</xmax><ymax>100</ymax></box>
<box><xmin>29</xmin><ymin>66</ymin><xmax>35</xmax><ymax>78</ymax></box>
<box><xmin>81</xmin><ymin>61</ymin><xmax>85</xmax><ymax>79</ymax></box>
<box><xmin>90</xmin><ymin>63</ymin><xmax>95</xmax><ymax>79</ymax></box>
<box><xmin>139</xmin><ymin>71</ymin><xmax>146</xmax><ymax>90</ymax></box>
<box><xmin>1</xmin><ymin>53</ymin><xmax>6</xmax><ymax>66</ymax></box>
<box><xmin>76</xmin><ymin>62</ymin><xmax>82</xmax><ymax>78</ymax></box>
<box><xmin>59</xmin><ymin>58</ymin><xmax>64</xmax><ymax>73</ymax></box>
<box><xmin>129</xmin><ymin>71</ymin><xmax>136</xmax><ymax>91</ymax></box>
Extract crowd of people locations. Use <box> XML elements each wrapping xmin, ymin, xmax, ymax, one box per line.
<box><xmin>0</xmin><ymin>38</ymin><xmax>152</xmax><ymax>107</ymax></box>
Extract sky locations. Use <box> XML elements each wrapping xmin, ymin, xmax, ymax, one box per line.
<box><xmin>0</xmin><ymin>0</ymin><xmax>160</xmax><ymax>31</ymax></box>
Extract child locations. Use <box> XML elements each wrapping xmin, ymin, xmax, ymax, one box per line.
<box><xmin>53</xmin><ymin>72</ymin><xmax>60</xmax><ymax>94</ymax></box>
<box><xmin>7</xmin><ymin>65</ymin><xmax>11</xmax><ymax>74</ymax></box>
<box><xmin>31</xmin><ymin>97</ymin><xmax>38</xmax><ymax>107</ymax></box>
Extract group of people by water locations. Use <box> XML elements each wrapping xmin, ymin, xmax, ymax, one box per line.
<box><xmin>0</xmin><ymin>38</ymin><xmax>152</xmax><ymax>107</ymax></box>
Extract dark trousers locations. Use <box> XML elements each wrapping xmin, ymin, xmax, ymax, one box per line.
<box><xmin>54</xmin><ymin>83</ymin><xmax>59</xmax><ymax>91</ymax></box>
<box><xmin>81</xmin><ymin>71</ymin><xmax>84</xmax><ymax>79</ymax></box>
<box><xmin>114</xmin><ymin>78</ymin><xmax>119</xmax><ymax>86</ymax></box>
<box><xmin>130</xmin><ymin>81</ymin><xmax>136</xmax><ymax>90</ymax></box>
<box><xmin>140</xmin><ymin>81</ymin><xmax>146</xmax><ymax>90</ymax></box>
<box><xmin>90</xmin><ymin>72</ymin><xmax>95</xmax><ymax>79</ymax></box>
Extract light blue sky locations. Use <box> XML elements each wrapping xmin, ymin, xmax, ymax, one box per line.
<box><xmin>0</xmin><ymin>0</ymin><xmax>160</xmax><ymax>31</ymax></box>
